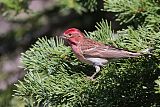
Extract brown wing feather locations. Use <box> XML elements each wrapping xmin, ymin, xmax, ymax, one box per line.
<box><xmin>80</xmin><ymin>38</ymin><xmax>105</xmax><ymax>51</ymax></box>
<box><xmin>82</xmin><ymin>46</ymin><xmax>141</xmax><ymax>59</ymax></box>
<box><xmin>79</xmin><ymin>38</ymin><xmax>141</xmax><ymax>59</ymax></box>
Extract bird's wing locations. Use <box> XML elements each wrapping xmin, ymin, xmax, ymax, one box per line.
<box><xmin>82</xmin><ymin>46</ymin><xmax>141</xmax><ymax>59</ymax></box>
<box><xmin>80</xmin><ymin>38</ymin><xmax>105</xmax><ymax>51</ymax></box>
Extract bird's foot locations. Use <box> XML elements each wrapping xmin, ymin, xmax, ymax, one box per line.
<box><xmin>87</xmin><ymin>76</ymin><xmax>95</xmax><ymax>81</ymax></box>
<box><xmin>86</xmin><ymin>65</ymin><xmax>100</xmax><ymax>81</ymax></box>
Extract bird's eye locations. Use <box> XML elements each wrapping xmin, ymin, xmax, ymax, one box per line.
<box><xmin>68</xmin><ymin>33</ymin><xmax>72</xmax><ymax>37</ymax></box>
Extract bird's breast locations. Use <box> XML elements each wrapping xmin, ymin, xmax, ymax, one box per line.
<box><xmin>71</xmin><ymin>45</ymin><xmax>90</xmax><ymax>63</ymax></box>
<box><xmin>85</xmin><ymin>57</ymin><xmax>108</xmax><ymax>66</ymax></box>
<box><xmin>71</xmin><ymin>45</ymin><xmax>108</xmax><ymax>66</ymax></box>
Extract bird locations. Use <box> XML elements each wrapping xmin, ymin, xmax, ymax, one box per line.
<box><xmin>61</xmin><ymin>28</ymin><xmax>149</xmax><ymax>80</ymax></box>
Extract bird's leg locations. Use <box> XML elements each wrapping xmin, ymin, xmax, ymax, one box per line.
<box><xmin>90</xmin><ymin>65</ymin><xmax>100</xmax><ymax>80</ymax></box>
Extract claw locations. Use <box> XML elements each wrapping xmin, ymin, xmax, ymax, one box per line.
<box><xmin>87</xmin><ymin>76</ymin><xmax>95</xmax><ymax>81</ymax></box>
<box><xmin>90</xmin><ymin>65</ymin><xmax>100</xmax><ymax>80</ymax></box>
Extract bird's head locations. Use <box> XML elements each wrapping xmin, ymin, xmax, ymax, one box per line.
<box><xmin>62</xmin><ymin>28</ymin><xmax>84</xmax><ymax>45</ymax></box>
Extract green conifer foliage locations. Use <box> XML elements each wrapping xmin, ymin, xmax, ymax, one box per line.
<box><xmin>104</xmin><ymin>0</ymin><xmax>160</xmax><ymax>29</ymax></box>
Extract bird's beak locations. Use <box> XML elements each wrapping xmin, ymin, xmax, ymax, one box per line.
<box><xmin>60</xmin><ymin>35</ymin><xmax>66</xmax><ymax>39</ymax></box>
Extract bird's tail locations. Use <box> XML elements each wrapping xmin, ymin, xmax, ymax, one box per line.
<box><xmin>127</xmin><ymin>52</ymin><xmax>141</xmax><ymax>57</ymax></box>
<box><xmin>140</xmin><ymin>47</ymin><xmax>154</xmax><ymax>54</ymax></box>
<box><xmin>125</xmin><ymin>48</ymin><xmax>153</xmax><ymax>58</ymax></box>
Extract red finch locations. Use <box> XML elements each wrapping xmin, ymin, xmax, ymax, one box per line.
<box><xmin>62</xmin><ymin>28</ymin><xmax>148</xmax><ymax>80</ymax></box>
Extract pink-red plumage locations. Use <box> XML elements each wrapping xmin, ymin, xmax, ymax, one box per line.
<box><xmin>63</xmin><ymin>28</ymin><xmax>80</xmax><ymax>35</ymax></box>
<box><xmin>62</xmin><ymin>28</ymin><xmax>142</xmax><ymax>79</ymax></box>
<box><xmin>63</xmin><ymin>28</ymin><xmax>141</xmax><ymax>62</ymax></box>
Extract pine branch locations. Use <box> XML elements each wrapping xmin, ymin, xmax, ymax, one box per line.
<box><xmin>85</xmin><ymin>19</ymin><xmax>113</xmax><ymax>44</ymax></box>
<box><xmin>115</xmin><ymin>27</ymin><xmax>159</xmax><ymax>51</ymax></box>
<box><xmin>103</xmin><ymin>0</ymin><xmax>160</xmax><ymax>28</ymax></box>
<box><xmin>20</xmin><ymin>37</ymin><xmax>71</xmax><ymax>74</ymax></box>
<box><xmin>155</xmin><ymin>77</ymin><xmax>160</xmax><ymax>93</ymax></box>
<box><xmin>15</xmin><ymin>37</ymin><xmax>93</xmax><ymax>106</ymax></box>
